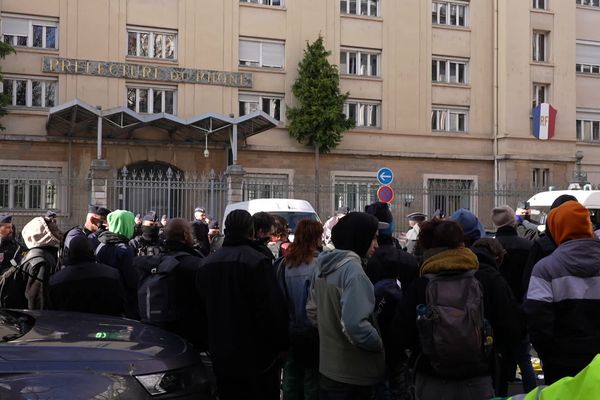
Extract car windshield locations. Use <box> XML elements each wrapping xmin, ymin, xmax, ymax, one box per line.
<box><xmin>0</xmin><ymin>310</ymin><xmax>33</xmax><ymax>342</ymax></box>
<box><xmin>269</xmin><ymin>212</ymin><xmax>319</xmax><ymax>232</ymax></box>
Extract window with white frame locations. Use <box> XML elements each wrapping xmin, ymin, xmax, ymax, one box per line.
<box><xmin>239</xmin><ymin>39</ymin><xmax>285</xmax><ymax>69</ymax></box>
<box><xmin>127</xmin><ymin>27</ymin><xmax>177</xmax><ymax>60</ymax></box>
<box><xmin>532</xmin><ymin>0</ymin><xmax>547</xmax><ymax>9</ymax></box>
<box><xmin>532</xmin><ymin>83</ymin><xmax>548</xmax><ymax>109</ymax></box>
<box><xmin>333</xmin><ymin>175</ymin><xmax>378</xmax><ymax>212</ymax></box>
<box><xmin>577</xmin><ymin>0</ymin><xmax>600</xmax><ymax>7</ymax></box>
<box><xmin>532</xmin><ymin>31</ymin><xmax>548</xmax><ymax>62</ymax></box>
<box><xmin>239</xmin><ymin>93</ymin><xmax>283</xmax><ymax>121</ymax></box>
<box><xmin>432</xmin><ymin>58</ymin><xmax>468</xmax><ymax>84</ymax></box>
<box><xmin>431</xmin><ymin>107</ymin><xmax>468</xmax><ymax>132</ymax></box>
<box><xmin>576</xmin><ymin>119</ymin><xmax>600</xmax><ymax>142</ymax></box>
<box><xmin>426</xmin><ymin>177</ymin><xmax>475</xmax><ymax>218</ymax></box>
<box><xmin>344</xmin><ymin>101</ymin><xmax>381</xmax><ymax>128</ymax></box>
<box><xmin>127</xmin><ymin>86</ymin><xmax>176</xmax><ymax>114</ymax></box>
<box><xmin>576</xmin><ymin>42</ymin><xmax>600</xmax><ymax>74</ymax></box>
<box><xmin>2</xmin><ymin>77</ymin><xmax>56</xmax><ymax>108</ymax></box>
<box><xmin>532</xmin><ymin>168</ymin><xmax>550</xmax><ymax>188</ymax></box>
<box><xmin>1</xmin><ymin>15</ymin><xmax>58</xmax><ymax>49</ymax></box>
<box><xmin>432</xmin><ymin>1</ymin><xmax>468</xmax><ymax>27</ymax></box>
<box><xmin>340</xmin><ymin>49</ymin><xmax>381</xmax><ymax>77</ymax></box>
<box><xmin>0</xmin><ymin>168</ymin><xmax>60</xmax><ymax>211</ymax></box>
<box><xmin>340</xmin><ymin>0</ymin><xmax>380</xmax><ymax>17</ymax></box>
<box><xmin>240</xmin><ymin>0</ymin><xmax>283</xmax><ymax>6</ymax></box>
<box><xmin>243</xmin><ymin>173</ymin><xmax>290</xmax><ymax>200</ymax></box>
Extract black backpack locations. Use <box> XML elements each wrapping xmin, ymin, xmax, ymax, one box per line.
<box><xmin>137</xmin><ymin>252</ymin><xmax>188</xmax><ymax>326</ymax></box>
<box><xmin>416</xmin><ymin>270</ymin><xmax>493</xmax><ymax>379</ymax></box>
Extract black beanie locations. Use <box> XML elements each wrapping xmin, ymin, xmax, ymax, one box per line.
<box><xmin>224</xmin><ymin>209</ymin><xmax>254</xmax><ymax>239</ymax></box>
<box><xmin>66</xmin><ymin>235</ymin><xmax>95</xmax><ymax>265</ymax></box>
<box><xmin>365</xmin><ymin>201</ymin><xmax>393</xmax><ymax>223</ymax></box>
<box><xmin>331</xmin><ymin>212</ymin><xmax>379</xmax><ymax>258</ymax></box>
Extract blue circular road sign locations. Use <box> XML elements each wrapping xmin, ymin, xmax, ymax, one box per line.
<box><xmin>377</xmin><ymin>185</ymin><xmax>394</xmax><ymax>203</ymax></box>
<box><xmin>377</xmin><ymin>167</ymin><xmax>394</xmax><ymax>185</ymax></box>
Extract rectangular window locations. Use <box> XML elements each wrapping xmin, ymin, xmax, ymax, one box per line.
<box><xmin>576</xmin><ymin>0</ymin><xmax>600</xmax><ymax>7</ymax></box>
<box><xmin>532</xmin><ymin>168</ymin><xmax>550</xmax><ymax>188</ymax></box>
<box><xmin>340</xmin><ymin>0</ymin><xmax>380</xmax><ymax>17</ymax></box>
<box><xmin>127</xmin><ymin>27</ymin><xmax>177</xmax><ymax>60</ymax></box>
<box><xmin>127</xmin><ymin>86</ymin><xmax>176</xmax><ymax>114</ymax></box>
<box><xmin>431</xmin><ymin>107</ymin><xmax>468</xmax><ymax>132</ymax></box>
<box><xmin>427</xmin><ymin>178</ymin><xmax>474</xmax><ymax>218</ymax></box>
<box><xmin>239</xmin><ymin>39</ymin><xmax>285</xmax><ymax>69</ymax></box>
<box><xmin>334</xmin><ymin>176</ymin><xmax>378</xmax><ymax>213</ymax></box>
<box><xmin>243</xmin><ymin>173</ymin><xmax>290</xmax><ymax>201</ymax></box>
<box><xmin>432</xmin><ymin>58</ymin><xmax>468</xmax><ymax>84</ymax></box>
<box><xmin>576</xmin><ymin>42</ymin><xmax>600</xmax><ymax>74</ymax></box>
<box><xmin>532</xmin><ymin>31</ymin><xmax>548</xmax><ymax>62</ymax></box>
<box><xmin>2</xmin><ymin>77</ymin><xmax>56</xmax><ymax>108</ymax></box>
<box><xmin>340</xmin><ymin>49</ymin><xmax>381</xmax><ymax>77</ymax></box>
<box><xmin>1</xmin><ymin>16</ymin><xmax>58</xmax><ymax>49</ymax></box>
<box><xmin>532</xmin><ymin>84</ymin><xmax>549</xmax><ymax>109</ymax></box>
<box><xmin>0</xmin><ymin>168</ymin><xmax>61</xmax><ymax>211</ymax></box>
<box><xmin>344</xmin><ymin>101</ymin><xmax>381</xmax><ymax>128</ymax></box>
<box><xmin>432</xmin><ymin>1</ymin><xmax>468</xmax><ymax>27</ymax></box>
<box><xmin>532</xmin><ymin>0</ymin><xmax>546</xmax><ymax>9</ymax></box>
<box><xmin>239</xmin><ymin>93</ymin><xmax>283</xmax><ymax>121</ymax></box>
<box><xmin>240</xmin><ymin>0</ymin><xmax>284</xmax><ymax>5</ymax></box>
<box><xmin>576</xmin><ymin>119</ymin><xmax>600</xmax><ymax>142</ymax></box>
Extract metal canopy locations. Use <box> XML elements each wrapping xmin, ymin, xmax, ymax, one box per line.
<box><xmin>46</xmin><ymin>99</ymin><xmax>277</xmax><ymax>144</ymax></box>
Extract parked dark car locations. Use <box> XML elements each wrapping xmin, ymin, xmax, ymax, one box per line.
<box><xmin>0</xmin><ymin>309</ymin><xmax>214</xmax><ymax>399</ymax></box>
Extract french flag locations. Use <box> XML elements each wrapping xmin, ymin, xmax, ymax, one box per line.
<box><xmin>532</xmin><ymin>103</ymin><xmax>557</xmax><ymax>140</ymax></box>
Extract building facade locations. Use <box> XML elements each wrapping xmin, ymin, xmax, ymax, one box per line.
<box><xmin>0</xmin><ymin>0</ymin><xmax>597</xmax><ymax>228</ymax></box>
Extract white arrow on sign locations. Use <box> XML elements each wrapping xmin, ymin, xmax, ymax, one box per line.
<box><xmin>379</xmin><ymin>171</ymin><xmax>392</xmax><ymax>181</ymax></box>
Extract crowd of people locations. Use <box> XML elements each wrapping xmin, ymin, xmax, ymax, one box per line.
<box><xmin>0</xmin><ymin>195</ymin><xmax>598</xmax><ymax>400</ymax></box>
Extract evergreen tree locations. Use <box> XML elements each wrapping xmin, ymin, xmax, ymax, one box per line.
<box><xmin>286</xmin><ymin>35</ymin><xmax>354</xmax><ymax>212</ymax></box>
<box><xmin>0</xmin><ymin>41</ymin><xmax>16</xmax><ymax>130</ymax></box>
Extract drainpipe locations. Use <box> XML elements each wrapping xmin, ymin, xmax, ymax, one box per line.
<box><xmin>493</xmin><ymin>0</ymin><xmax>499</xmax><ymax>205</ymax></box>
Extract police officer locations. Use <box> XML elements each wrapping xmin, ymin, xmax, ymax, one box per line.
<box><xmin>0</xmin><ymin>215</ymin><xmax>22</xmax><ymax>274</ymax></box>
<box><xmin>62</xmin><ymin>205</ymin><xmax>111</xmax><ymax>263</ymax></box>
<box><xmin>129</xmin><ymin>211</ymin><xmax>163</xmax><ymax>256</ymax></box>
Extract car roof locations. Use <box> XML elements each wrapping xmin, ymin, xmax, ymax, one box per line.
<box><xmin>527</xmin><ymin>190</ymin><xmax>600</xmax><ymax>208</ymax></box>
<box><xmin>224</xmin><ymin>198</ymin><xmax>317</xmax><ymax>214</ymax></box>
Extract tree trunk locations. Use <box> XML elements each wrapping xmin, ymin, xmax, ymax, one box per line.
<box><xmin>314</xmin><ymin>144</ymin><xmax>320</xmax><ymax>215</ymax></box>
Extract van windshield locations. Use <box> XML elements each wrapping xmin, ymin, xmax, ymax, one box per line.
<box><xmin>269</xmin><ymin>212</ymin><xmax>319</xmax><ymax>232</ymax></box>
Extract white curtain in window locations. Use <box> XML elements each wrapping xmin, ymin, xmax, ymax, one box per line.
<box><xmin>239</xmin><ymin>40</ymin><xmax>260</xmax><ymax>63</ymax></box>
<box><xmin>576</xmin><ymin>43</ymin><xmax>600</xmax><ymax>65</ymax></box>
<box><xmin>262</xmin><ymin>42</ymin><xmax>284</xmax><ymax>67</ymax></box>
<box><xmin>2</xmin><ymin>17</ymin><xmax>29</xmax><ymax>35</ymax></box>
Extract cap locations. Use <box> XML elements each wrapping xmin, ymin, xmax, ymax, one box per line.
<box><xmin>209</xmin><ymin>220</ymin><xmax>220</xmax><ymax>230</ymax></box>
<box><xmin>88</xmin><ymin>205</ymin><xmax>111</xmax><ymax>217</ymax></box>
<box><xmin>407</xmin><ymin>212</ymin><xmax>427</xmax><ymax>222</ymax></box>
<box><xmin>0</xmin><ymin>214</ymin><xmax>12</xmax><ymax>224</ymax></box>
<box><xmin>194</xmin><ymin>207</ymin><xmax>206</xmax><ymax>213</ymax></box>
<box><xmin>142</xmin><ymin>211</ymin><xmax>158</xmax><ymax>222</ymax></box>
<box><xmin>45</xmin><ymin>210</ymin><xmax>57</xmax><ymax>219</ymax></box>
<box><xmin>491</xmin><ymin>206</ymin><xmax>516</xmax><ymax>229</ymax></box>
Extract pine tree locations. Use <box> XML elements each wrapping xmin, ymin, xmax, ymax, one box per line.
<box><xmin>286</xmin><ymin>35</ymin><xmax>354</xmax><ymax>212</ymax></box>
<box><xmin>0</xmin><ymin>41</ymin><xmax>16</xmax><ymax>130</ymax></box>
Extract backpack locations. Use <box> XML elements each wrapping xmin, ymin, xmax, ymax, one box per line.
<box><xmin>137</xmin><ymin>251</ymin><xmax>188</xmax><ymax>326</ymax></box>
<box><xmin>416</xmin><ymin>270</ymin><xmax>493</xmax><ymax>379</ymax></box>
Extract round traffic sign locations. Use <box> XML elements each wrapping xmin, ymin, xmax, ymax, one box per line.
<box><xmin>377</xmin><ymin>185</ymin><xmax>394</xmax><ymax>203</ymax></box>
<box><xmin>377</xmin><ymin>167</ymin><xmax>394</xmax><ymax>185</ymax></box>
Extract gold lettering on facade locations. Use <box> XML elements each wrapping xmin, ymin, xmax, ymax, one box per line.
<box><xmin>171</xmin><ymin>71</ymin><xmax>180</xmax><ymax>81</ymax></box>
<box><xmin>109</xmin><ymin>64</ymin><xmax>119</xmax><ymax>76</ymax></box>
<box><xmin>142</xmin><ymin>66</ymin><xmax>152</xmax><ymax>79</ymax></box>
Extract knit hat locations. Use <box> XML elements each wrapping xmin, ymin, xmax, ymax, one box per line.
<box><xmin>331</xmin><ymin>212</ymin><xmax>379</xmax><ymax>258</ymax></box>
<box><xmin>107</xmin><ymin>210</ymin><xmax>136</xmax><ymax>239</ymax></box>
<box><xmin>547</xmin><ymin>201</ymin><xmax>594</xmax><ymax>245</ymax></box>
<box><xmin>450</xmin><ymin>208</ymin><xmax>486</xmax><ymax>244</ymax></box>
<box><xmin>492</xmin><ymin>206</ymin><xmax>516</xmax><ymax>229</ymax></box>
<box><xmin>224</xmin><ymin>209</ymin><xmax>254</xmax><ymax>239</ymax></box>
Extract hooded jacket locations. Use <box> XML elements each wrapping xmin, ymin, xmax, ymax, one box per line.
<box><xmin>306</xmin><ymin>249</ymin><xmax>385</xmax><ymax>386</ymax></box>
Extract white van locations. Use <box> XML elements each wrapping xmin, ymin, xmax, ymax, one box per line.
<box><xmin>527</xmin><ymin>188</ymin><xmax>600</xmax><ymax>229</ymax></box>
<box><xmin>222</xmin><ymin>198</ymin><xmax>320</xmax><ymax>234</ymax></box>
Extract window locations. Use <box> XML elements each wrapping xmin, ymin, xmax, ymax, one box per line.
<box><xmin>127</xmin><ymin>28</ymin><xmax>176</xmax><ymax>59</ymax></box>
<box><xmin>431</xmin><ymin>107</ymin><xmax>468</xmax><ymax>132</ymax></box>
<box><xmin>576</xmin><ymin>42</ymin><xmax>600</xmax><ymax>74</ymax></box>
<box><xmin>0</xmin><ymin>168</ymin><xmax>60</xmax><ymax>211</ymax></box>
<box><xmin>532</xmin><ymin>84</ymin><xmax>548</xmax><ymax>109</ymax></box>
<box><xmin>432</xmin><ymin>1</ymin><xmax>468</xmax><ymax>27</ymax></box>
<box><xmin>239</xmin><ymin>93</ymin><xmax>283</xmax><ymax>121</ymax></box>
<box><xmin>1</xmin><ymin>16</ymin><xmax>58</xmax><ymax>49</ymax></box>
<box><xmin>344</xmin><ymin>101</ymin><xmax>381</xmax><ymax>128</ymax></box>
<box><xmin>340</xmin><ymin>0</ymin><xmax>380</xmax><ymax>17</ymax></box>
<box><xmin>127</xmin><ymin>86</ymin><xmax>176</xmax><ymax>114</ymax></box>
<box><xmin>532</xmin><ymin>0</ymin><xmax>546</xmax><ymax>9</ymax></box>
<box><xmin>576</xmin><ymin>119</ymin><xmax>600</xmax><ymax>142</ymax></box>
<box><xmin>340</xmin><ymin>49</ymin><xmax>381</xmax><ymax>77</ymax></box>
<box><xmin>334</xmin><ymin>175</ymin><xmax>378</xmax><ymax>212</ymax></box>
<box><xmin>426</xmin><ymin>177</ymin><xmax>475</xmax><ymax>218</ymax></box>
<box><xmin>243</xmin><ymin>173</ymin><xmax>290</xmax><ymax>200</ymax></box>
<box><xmin>2</xmin><ymin>77</ymin><xmax>56</xmax><ymax>108</ymax></box>
<box><xmin>532</xmin><ymin>31</ymin><xmax>548</xmax><ymax>62</ymax></box>
<box><xmin>577</xmin><ymin>0</ymin><xmax>600</xmax><ymax>7</ymax></box>
<box><xmin>577</xmin><ymin>63</ymin><xmax>600</xmax><ymax>74</ymax></box>
<box><xmin>532</xmin><ymin>168</ymin><xmax>550</xmax><ymax>188</ymax></box>
<box><xmin>432</xmin><ymin>58</ymin><xmax>468</xmax><ymax>84</ymax></box>
<box><xmin>239</xmin><ymin>39</ymin><xmax>285</xmax><ymax>69</ymax></box>
<box><xmin>240</xmin><ymin>0</ymin><xmax>283</xmax><ymax>5</ymax></box>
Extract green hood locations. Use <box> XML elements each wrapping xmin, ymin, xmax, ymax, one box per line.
<box><xmin>107</xmin><ymin>210</ymin><xmax>135</xmax><ymax>239</ymax></box>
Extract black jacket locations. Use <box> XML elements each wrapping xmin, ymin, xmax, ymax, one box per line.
<box><xmin>366</xmin><ymin>235</ymin><xmax>419</xmax><ymax>294</ymax></box>
<box><xmin>495</xmin><ymin>226</ymin><xmax>533</xmax><ymax>304</ymax></box>
<box><xmin>48</xmin><ymin>258</ymin><xmax>126</xmax><ymax>316</ymax></box>
<box><xmin>522</xmin><ymin>234</ymin><xmax>556</xmax><ymax>295</ymax></box>
<box><xmin>0</xmin><ymin>237</ymin><xmax>22</xmax><ymax>274</ymax></box>
<box><xmin>197</xmin><ymin>235</ymin><xmax>289</xmax><ymax>377</ymax></box>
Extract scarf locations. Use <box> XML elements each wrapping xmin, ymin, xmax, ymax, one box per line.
<box><xmin>420</xmin><ymin>247</ymin><xmax>479</xmax><ymax>276</ymax></box>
